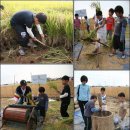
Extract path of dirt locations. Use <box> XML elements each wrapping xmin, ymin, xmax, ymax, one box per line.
<box><xmin>75</xmin><ymin>39</ymin><xmax>130</xmax><ymax>70</ymax></box>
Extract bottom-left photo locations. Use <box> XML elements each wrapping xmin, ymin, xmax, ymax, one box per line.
<box><xmin>0</xmin><ymin>64</ymin><xmax>74</xmax><ymax>130</ymax></box>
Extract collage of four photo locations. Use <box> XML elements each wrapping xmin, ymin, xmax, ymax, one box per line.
<box><xmin>0</xmin><ymin>0</ymin><xmax>130</xmax><ymax>130</ymax></box>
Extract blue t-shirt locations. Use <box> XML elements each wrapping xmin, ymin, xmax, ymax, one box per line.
<box><xmin>77</xmin><ymin>84</ymin><xmax>91</xmax><ymax>101</ymax></box>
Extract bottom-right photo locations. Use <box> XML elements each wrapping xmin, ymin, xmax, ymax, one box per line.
<box><xmin>74</xmin><ymin>71</ymin><xmax>129</xmax><ymax>130</ymax></box>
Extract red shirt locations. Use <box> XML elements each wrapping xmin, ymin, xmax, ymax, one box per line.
<box><xmin>74</xmin><ymin>19</ymin><xmax>81</xmax><ymax>29</ymax></box>
<box><xmin>106</xmin><ymin>16</ymin><xmax>115</xmax><ymax>30</ymax></box>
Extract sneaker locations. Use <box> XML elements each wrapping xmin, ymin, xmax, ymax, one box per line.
<box><xmin>18</xmin><ymin>48</ymin><xmax>25</xmax><ymax>56</ymax></box>
<box><xmin>121</xmin><ymin>54</ymin><xmax>126</xmax><ymax>59</ymax></box>
<box><xmin>27</xmin><ymin>42</ymin><xmax>37</xmax><ymax>48</ymax></box>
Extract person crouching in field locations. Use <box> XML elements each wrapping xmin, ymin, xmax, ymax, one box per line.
<box><xmin>60</xmin><ymin>75</ymin><xmax>71</xmax><ymax>117</ymax></box>
<box><xmin>106</xmin><ymin>8</ymin><xmax>115</xmax><ymax>40</ymax></box>
<box><xmin>10</xmin><ymin>10</ymin><xmax>47</xmax><ymax>55</ymax></box>
<box><xmin>34</xmin><ymin>87</ymin><xmax>48</xmax><ymax>123</ymax></box>
<box><xmin>77</xmin><ymin>75</ymin><xmax>91</xmax><ymax>121</ymax></box>
<box><xmin>93</xmin><ymin>11</ymin><xmax>107</xmax><ymax>54</ymax></box>
<box><xmin>14</xmin><ymin>80</ymin><xmax>32</xmax><ymax>105</ymax></box>
<box><xmin>74</xmin><ymin>13</ymin><xmax>81</xmax><ymax>42</ymax></box>
<box><xmin>98</xmin><ymin>87</ymin><xmax>107</xmax><ymax>111</ymax></box>
<box><xmin>84</xmin><ymin>95</ymin><xmax>101</xmax><ymax>130</ymax></box>
<box><xmin>109</xmin><ymin>6</ymin><xmax>127</xmax><ymax>59</ymax></box>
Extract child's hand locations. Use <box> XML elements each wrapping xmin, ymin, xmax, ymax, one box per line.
<box><xmin>32</xmin><ymin>37</ymin><xmax>37</xmax><ymax>41</ymax></box>
<box><xmin>41</xmin><ymin>34</ymin><xmax>45</xmax><ymax>39</ymax></box>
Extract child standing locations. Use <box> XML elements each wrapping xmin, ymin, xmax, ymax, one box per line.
<box><xmin>84</xmin><ymin>95</ymin><xmax>101</xmax><ymax>130</ymax></box>
<box><xmin>35</xmin><ymin>87</ymin><xmax>48</xmax><ymax>123</ymax></box>
<box><xmin>74</xmin><ymin>14</ymin><xmax>81</xmax><ymax>42</ymax></box>
<box><xmin>98</xmin><ymin>87</ymin><xmax>107</xmax><ymax>111</ymax></box>
<box><xmin>84</xmin><ymin>16</ymin><xmax>90</xmax><ymax>33</ymax></box>
<box><xmin>110</xmin><ymin>6</ymin><xmax>127</xmax><ymax>59</ymax></box>
<box><xmin>106</xmin><ymin>8</ymin><xmax>115</xmax><ymax>39</ymax></box>
<box><xmin>93</xmin><ymin>11</ymin><xmax>107</xmax><ymax>53</ymax></box>
<box><xmin>77</xmin><ymin>75</ymin><xmax>91</xmax><ymax>120</ymax></box>
<box><xmin>60</xmin><ymin>75</ymin><xmax>71</xmax><ymax>117</ymax></box>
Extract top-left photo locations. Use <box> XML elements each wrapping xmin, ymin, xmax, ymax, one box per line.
<box><xmin>0</xmin><ymin>1</ymin><xmax>73</xmax><ymax>64</ymax></box>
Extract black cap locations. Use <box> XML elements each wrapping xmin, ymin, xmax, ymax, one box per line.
<box><xmin>36</xmin><ymin>13</ymin><xmax>47</xmax><ymax>24</ymax></box>
<box><xmin>20</xmin><ymin>80</ymin><xmax>27</xmax><ymax>86</ymax></box>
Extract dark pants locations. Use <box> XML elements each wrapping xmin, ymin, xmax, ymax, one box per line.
<box><xmin>35</xmin><ymin>106</ymin><xmax>46</xmax><ymax>117</ymax></box>
<box><xmin>10</xmin><ymin>22</ymin><xmax>37</xmax><ymax>47</ymax></box>
<box><xmin>11</xmin><ymin>24</ymin><xmax>30</xmax><ymax>47</ymax></box>
<box><xmin>113</xmin><ymin>35</ymin><xmax>125</xmax><ymax>52</ymax></box>
<box><xmin>78</xmin><ymin>100</ymin><xmax>88</xmax><ymax>120</ymax></box>
<box><xmin>84</xmin><ymin>116</ymin><xmax>92</xmax><ymax>130</ymax></box>
<box><xmin>87</xmin><ymin>25</ymin><xmax>90</xmax><ymax>33</ymax></box>
<box><xmin>60</xmin><ymin>101</ymin><xmax>70</xmax><ymax>117</ymax></box>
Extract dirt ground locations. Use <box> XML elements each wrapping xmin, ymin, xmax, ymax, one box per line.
<box><xmin>74</xmin><ymin>39</ymin><xmax>130</xmax><ymax>70</ymax></box>
<box><xmin>0</xmin><ymin>45</ymin><xmax>72</xmax><ymax>64</ymax></box>
<box><xmin>74</xmin><ymin>96</ymin><xmax>130</xmax><ymax>130</ymax></box>
<box><xmin>0</xmin><ymin>98</ymin><xmax>74</xmax><ymax>130</ymax></box>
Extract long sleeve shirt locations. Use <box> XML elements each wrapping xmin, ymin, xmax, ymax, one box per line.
<box><xmin>77</xmin><ymin>84</ymin><xmax>91</xmax><ymax>101</ymax></box>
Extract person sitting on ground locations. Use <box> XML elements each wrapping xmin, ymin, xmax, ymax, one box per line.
<box><xmin>98</xmin><ymin>87</ymin><xmax>107</xmax><ymax>111</ymax></box>
<box><xmin>74</xmin><ymin>13</ymin><xmax>81</xmax><ymax>42</ymax></box>
<box><xmin>84</xmin><ymin>95</ymin><xmax>101</xmax><ymax>130</ymax></box>
<box><xmin>106</xmin><ymin>8</ymin><xmax>115</xmax><ymax>40</ymax></box>
<box><xmin>10</xmin><ymin>10</ymin><xmax>47</xmax><ymax>55</ymax></box>
<box><xmin>34</xmin><ymin>87</ymin><xmax>48</xmax><ymax>123</ymax></box>
<box><xmin>93</xmin><ymin>10</ymin><xmax>107</xmax><ymax>54</ymax></box>
<box><xmin>109</xmin><ymin>5</ymin><xmax>127</xmax><ymax>59</ymax></box>
<box><xmin>77</xmin><ymin>75</ymin><xmax>91</xmax><ymax>121</ymax></box>
<box><xmin>60</xmin><ymin>75</ymin><xmax>71</xmax><ymax>117</ymax></box>
<box><xmin>14</xmin><ymin>80</ymin><xmax>32</xmax><ymax>104</ymax></box>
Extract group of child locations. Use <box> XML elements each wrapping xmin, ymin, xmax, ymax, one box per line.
<box><xmin>14</xmin><ymin>75</ymin><xmax>71</xmax><ymax>124</ymax></box>
<box><xmin>74</xmin><ymin>5</ymin><xmax>128</xmax><ymax>59</ymax></box>
<box><xmin>76</xmin><ymin>75</ymin><xmax>128</xmax><ymax>130</ymax></box>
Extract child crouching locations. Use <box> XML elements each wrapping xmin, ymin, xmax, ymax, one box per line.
<box><xmin>84</xmin><ymin>95</ymin><xmax>101</xmax><ymax>130</ymax></box>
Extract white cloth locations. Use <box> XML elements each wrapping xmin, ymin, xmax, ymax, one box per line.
<box><xmin>36</xmin><ymin>24</ymin><xmax>43</xmax><ymax>35</ymax></box>
<box><xmin>21</xmin><ymin>88</ymin><xmax>26</xmax><ymax>95</ymax></box>
<box><xmin>26</xmin><ymin>26</ymin><xmax>35</xmax><ymax>38</ymax></box>
<box><xmin>60</xmin><ymin>93</ymin><xmax>68</xmax><ymax>98</ymax></box>
<box><xmin>97</xmin><ymin>18</ymin><xmax>107</xmax><ymax>43</ymax></box>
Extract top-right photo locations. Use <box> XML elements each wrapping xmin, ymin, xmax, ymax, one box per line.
<box><xmin>74</xmin><ymin>1</ymin><xmax>130</xmax><ymax>70</ymax></box>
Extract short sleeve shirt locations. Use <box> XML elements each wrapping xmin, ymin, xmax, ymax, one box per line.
<box><xmin>106</xmin><ymin>16</ymin><xmax>115</xmax><ymax>30</ymax></box>
<box><xmin>61</xmin><ymin>84</ymin><xmax>71</xmax><ymax>103</ymax></box>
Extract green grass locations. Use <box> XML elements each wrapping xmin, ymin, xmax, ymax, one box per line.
<box><xmin>44</xmin><ymin>100</ymin><xmax>74</xmax><ymax>130</ymax></box>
